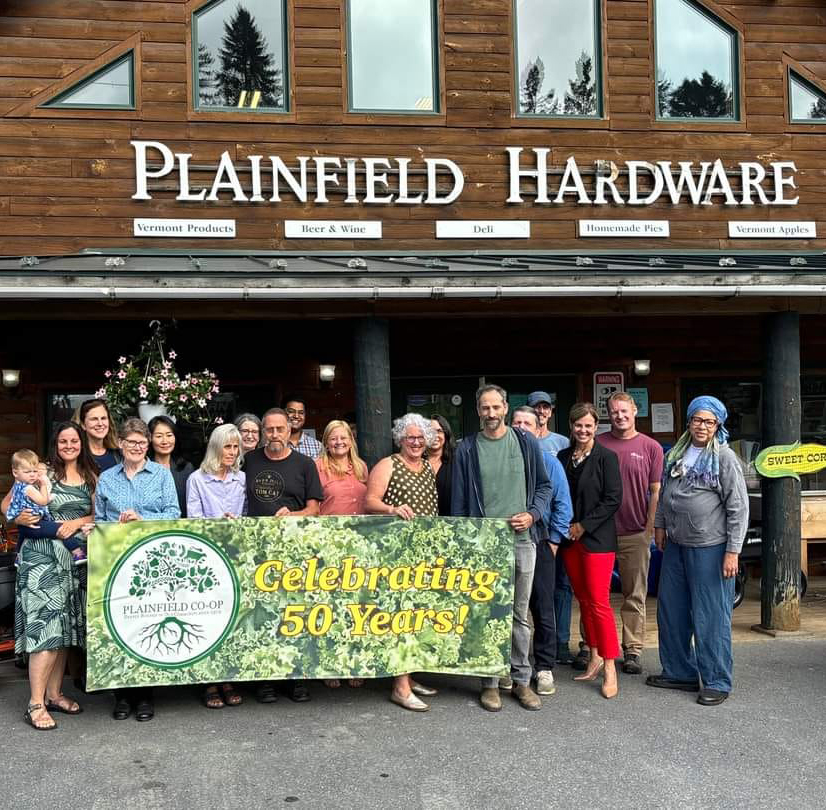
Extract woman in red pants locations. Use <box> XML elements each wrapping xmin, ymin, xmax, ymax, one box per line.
<box><xmin>557</xmin><ymin>402</ymin><xmax>623</xmax><ymax>699</ymax></box>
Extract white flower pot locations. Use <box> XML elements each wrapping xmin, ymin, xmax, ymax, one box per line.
<box><xmin>138</xmin><ymin>402</ymin><xmax>175</xmax><ymax>423</ymax></box>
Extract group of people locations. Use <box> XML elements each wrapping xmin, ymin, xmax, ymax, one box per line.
<box><xmin>7</xmin><ymin>385</ymin><xmax>748</xmax><ymax>730</ymax></box>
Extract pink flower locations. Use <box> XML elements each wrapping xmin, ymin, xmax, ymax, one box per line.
<box><xmin>159</xmin><ymin>395</ymin><xmax>167</xmax><ymax>404</ymax></box>
<box><xmin>160</xmin><ymin>368</ymin><xmax>168</xmax><ymax>377</ymax></box>
<box><xmin>104</xmin><ymin>370</ymin><xmax>112</xmax><ymax>379</ymax></box>
<box><xmin>118</xmin><ymin>356</ymin><xmax>126</xmax><ymax>364</ymax></box>
<box><xmin>214</xmin><ymin>417</ymin><xmax>224</xmax><ymax>425</ymax></box>
<box><xmin>168</xmin><ymin>350</ymin><xmax>177</xmax><ymax>359</ymax></box>
<box><xmin>211</xmin><ymin>385</ymin><xmax>220</xmax><ymax>393</ymax></box>
<box><xmin>179</xmin><ymin>394</ymin><xmax>187</xmax><ymax>402</ymax></box>
<box><xmin>163</xmin><ymin>361</ymin><xmax>171</xmax><ymax>369</ymax></box>
<box><xmin>138</xmin><ymin>385</ymin><xmax>148</xmax><ymax>399</ymax></box>
<box><xmin>206</xmin><ymin>393</ymin><xmax>212</xmax><ymax>401</ymax></box>
<box><xmin>95</xmin><ymin>388</ymin><xmax>105</xmax><ymax>398</ymax></box>
<box><xmin>117</xmin><ymin>370</ymin><xmax>126</xmax><ymax>380</ymax></box>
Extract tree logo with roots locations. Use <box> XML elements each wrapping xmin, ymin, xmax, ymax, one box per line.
<box><xmin>104</xmin><ymin>531</ymin><xmax>239</xmax><ymax>669</ymax></box>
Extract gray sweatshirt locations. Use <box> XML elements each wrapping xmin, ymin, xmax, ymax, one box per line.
<box><xmin>654</xmin><ymin>446</ymin><xmax>749</xmax><ymax>554</ymax></box>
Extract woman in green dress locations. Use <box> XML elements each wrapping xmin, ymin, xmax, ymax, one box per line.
<box><xmin>9</xmin><ymin>422</ymin><xmax>96</xmax><ymax>730</ymax></box>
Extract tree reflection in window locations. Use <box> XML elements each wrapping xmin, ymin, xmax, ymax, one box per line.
<box><xmin>514</xmin><ymin>0</ymin><xmax>600</xmax><ymax>118</ymax></box>
<box><xmin>789</xmin><ymin>70</ymin><xmax>826</xmax><ymax>122</ymax></box>
<box><xmin>655</xmin><ymin>0</ymin><xmax>737</xmax><ymax>120</ymax></box>
<box><xmin>193</xmin><ymin>0</ymin><xmax>287</xmax><ymax>111</ymax></box>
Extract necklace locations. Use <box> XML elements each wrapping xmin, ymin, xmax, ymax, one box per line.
<box><xmin>571</xmin><ymin>443</ymin><xmax>593</xmax><ymax>467</ymax></box>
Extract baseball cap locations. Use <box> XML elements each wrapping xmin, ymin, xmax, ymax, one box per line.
<box><xmin>527</xmin><ymin>391</ymin><xmax>555</xmax><ymax>407</ymax></box>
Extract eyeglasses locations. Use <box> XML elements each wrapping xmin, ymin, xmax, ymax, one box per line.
<box><xmin>404</xmin><ymin>436</ymin><xmax>426</xmax><ymax>444</ymax></box>
<box><xmin>123</xmin><ymin>440</ymin><xmax>149</xmax><ymax>450</ymax></box>
<box><xmin>240</xmin><ymin>429</ymin><xmax>259</xmax><ymax>436</ymax></box>
<box><xmin>689</xmin><ymin>417</ymin><xmax>718</xmax><ymax>429</ymax></box>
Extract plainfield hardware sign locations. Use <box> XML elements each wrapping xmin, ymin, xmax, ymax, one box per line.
<box><xmin>133</xmin><ymin>141</ymin><xmax>801</xmax><ymax>207</ymax></box>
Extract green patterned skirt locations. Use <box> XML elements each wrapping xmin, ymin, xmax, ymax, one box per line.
<box><xmin>15</xmin><ymin>538</ymin><xmax>83</xmax><ymax>654</ymax></box>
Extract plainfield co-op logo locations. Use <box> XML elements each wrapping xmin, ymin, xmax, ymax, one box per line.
<box><xmin>104</xmin><ymin>532</ymin><xmax>239</xmax><ymax>669</ymax></box>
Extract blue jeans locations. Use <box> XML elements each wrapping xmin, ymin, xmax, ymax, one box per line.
<box><xmin>657</xmin><ymin>541</ymin><xmax>734</xmax><ymax>692</ymax></box>
<box><xmin>554</xmin><ymin>552</ymin><xmax>573</xmax><ymax>647</ymax></box>
<box><xmin>482</xmin><ymin>540</ymin><xmax>536</xmax><ymax>688</ymax></box>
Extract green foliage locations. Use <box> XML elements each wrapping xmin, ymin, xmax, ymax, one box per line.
<box><xmin>86</xmin><ymin>516</ymin><xmax>515</xmax><ymax>689</ymax></box>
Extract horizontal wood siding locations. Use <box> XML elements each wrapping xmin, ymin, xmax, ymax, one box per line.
<box><xmin>0</xmin><ymin>0</ymin><xmax>826</xmax><ymax>254</ymax></box>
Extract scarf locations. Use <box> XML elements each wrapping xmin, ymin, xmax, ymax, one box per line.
<box><xmin>663</xmin><ymin>396</ymin><xmax>729</xmax><ymax>488</ymax></box>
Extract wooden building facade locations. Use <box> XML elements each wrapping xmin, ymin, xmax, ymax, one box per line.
<box><xmin>1</xmin><ymin>0</ymin><xmax>826</xmax><ymax>570</ymax></box>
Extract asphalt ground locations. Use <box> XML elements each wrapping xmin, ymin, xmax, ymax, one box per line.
<box><xmin>2</xmin><ymin>636</ymin><xmax>825</xmax><ymax>810</ymax></box>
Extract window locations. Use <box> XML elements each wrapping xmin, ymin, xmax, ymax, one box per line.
<box><xmin>654</xmin><ymin>0</ymin><xmax>739</xmax><ymax>120</ymax></box>
<box><xmin>193</xmin><ymin>0</ymin><xmax>288</xmax><ymax>112</ymax></box>
<box><xmin>789</xmin><ymin>70</ymin><xmax>826</xmax><ymax>123</ymax></box>
<box><xmin>42</xmin><ymin>53</ymin><xmax>134</xmax><ymax>109</ymax></box>
<box><xmin>347</xmin><ymin>0</ymin><xmax>439</xmax><ymax>113</ymax></box>
<box><xmin>513</xmin><ymin>0</ymin><xmax>601</xmax><ymax>118</ymax></box>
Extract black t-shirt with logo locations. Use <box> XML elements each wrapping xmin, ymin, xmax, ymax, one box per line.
<box><xmin>243</xmin><ymin>448</ymin><xmax>323</xmax><ymax>517</ymax></box>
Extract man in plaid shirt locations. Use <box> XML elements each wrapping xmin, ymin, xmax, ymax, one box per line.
<box><xmin>283</xmin><ymin>395</ymin><xmax>322</xmax><ymax>459</ymax></box>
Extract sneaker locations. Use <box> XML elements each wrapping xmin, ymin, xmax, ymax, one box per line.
<box><xmin>556</xmin><ymin>643</ymin><xmax>575</xmax><ymax>665</ymax></box>
<box><xmin>512</xmin><ymin>683</ymin><xmax>542</xmax><ymax>710</ymax></box>
<box><xmin>480</xmin><ymin>687</ymin><xmax>502</xmax><ymax>712</ymax></box>
<box><xmin>622</xmin><ymin>654</ymin><xmax>642</xmax><ymax>675</ymax></box>
<box><xmin>498</xmin><ymin>676</ymin><xmax>513</xmax><ymax>691</ymax></box>
<box><xmin>535</xmin><ymin>670</ymin><xmax>556</xmax><ymax>695</ymax></box>
<box><xmin>572</xmin><ymin>645</ymin><xmax>590</xmax><ymax>671</ymax></box>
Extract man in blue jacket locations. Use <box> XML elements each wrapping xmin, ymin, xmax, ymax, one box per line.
<box><xmin>510</xmin><ymin>406</ymin><xmax>573</xmax><ymax>698</ymax></box>
<box><xmin>452</xmin><ymin>385</ymin><xmax>553</xmax><ymax>712</ymax></box>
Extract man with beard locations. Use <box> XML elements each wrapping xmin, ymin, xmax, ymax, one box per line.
<box><xmin>452</xmin><ymin>385</ymin><xmax>552</xmax><ymax>712</ymax></box>
<box><xmin>244</xmin><ymin>407</ymin><xmax>323</xmax><ymax>703</ymax></box>
<box><xmin>282</xmin><ymin>395</ymin><xmax>322</xmax><ymax>459</ymax></box>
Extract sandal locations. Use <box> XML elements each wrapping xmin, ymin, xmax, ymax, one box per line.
<box><xmin>135</xmin><ymin>700</ymin><xmax>154</xmax><ymax>722</ymax></box>
<box><xmin>203</xmin><ymin>686</ymin><xmax>225</xmax><ymax>709</ymax></box>
<box><xmin>324</xmin><ymin>679</ymin><xmax>341</xmax><ymax>688</ymax></box>
<box><xmin>46</xmin><ymin>694</ymin><xmax>82</xmax><ymax>715</ymax></box>
<box><xmin>220</xmin><ymin>683</ymin><xmax>242</xmax><ymax>706</ymax></box>
<box><xmin>24</xmin><ymin>703</ymin><xmax>57</xmax><ymax>731</ymax></box>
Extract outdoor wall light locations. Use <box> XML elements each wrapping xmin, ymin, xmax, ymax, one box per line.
<box><xmin>319</xmin><ymin>364</ymin><xmax>336</xmax><ymax>383</ymax></box>
<box><xmin>633</xmin><ymin>359</ymin><xmax>651</xmax><ymax>377</ymax></box>
<box><xmin>2</xmin><ymin>369</ymin><xmax>20</xmax><ymax>387</ymax></box>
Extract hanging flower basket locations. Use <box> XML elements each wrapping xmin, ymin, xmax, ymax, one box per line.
<box><xmin>96</xmin><ymin>321</ymin><xmax>221</xmax><ymax>429</ymax></box>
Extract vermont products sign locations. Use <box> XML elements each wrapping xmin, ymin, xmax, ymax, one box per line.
<box><xmin>755</xmin><ymin>442</ymin><xmax>826</xmax><ymax>480</ymax></box>
<box><xmin>86</xmin><ymin>516</ymin><xmax>515</xmax><ymax>690</ymax></box>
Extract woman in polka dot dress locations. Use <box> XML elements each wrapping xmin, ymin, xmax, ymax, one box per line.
<box><xmin>365</xmin><ymin>413</ymin><xmax>439</xmax><ymax>712</ymax></box>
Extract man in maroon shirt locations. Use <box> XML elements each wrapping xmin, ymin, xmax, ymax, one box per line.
<box><xmin>596</xmin><ymin>392</ymin><xmax>664</xmax><ymax>675</ymax></box>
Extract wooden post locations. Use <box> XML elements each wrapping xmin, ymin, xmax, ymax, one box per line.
<box><xmin>760</xmin><ymin>312</ymin><xmax>801</xmax><ymax>631</ymax></box>
<box><xmin>354</xmin><ymin>317</ymin><xmax>392</xmax><ymax>468</ymax></box>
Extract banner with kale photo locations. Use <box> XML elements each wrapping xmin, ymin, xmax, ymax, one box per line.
<box><xmin>86</xmin><ymin>516</ymin><xmax>516</xmax><ymax>690</ymax></box>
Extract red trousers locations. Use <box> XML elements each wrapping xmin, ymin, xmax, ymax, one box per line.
<box><xmin>562</xmin><ymin>542</ymin><xmax>620</xmax><ymax>660</ymax></box>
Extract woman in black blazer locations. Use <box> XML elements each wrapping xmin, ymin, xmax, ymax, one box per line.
<box><xmin>558</xmin><ymin>402</ymin><xmax>623</xmax><ymax>699</ymax></box>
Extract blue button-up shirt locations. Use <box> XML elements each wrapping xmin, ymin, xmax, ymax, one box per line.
<box><xmin>289</xmin><ymin>431</ymin><xmax>323</xmax><ymax>459</ymax></box>
<box><xmin>94</xmin><ymin>460</ymin><xmax>181</xmax><ymax>522</ymax></box>
<box><xmin>542</xmin><ymin>449</ymin><xmax>574</xmax><ymax>544</ymax></box>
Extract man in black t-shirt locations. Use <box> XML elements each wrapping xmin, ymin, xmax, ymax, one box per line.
<box><xmin>244</xmin><ymin>408</ymin><xmax>323</xmax><ymax>517</ymax></box>
<box><xmin>245</xmin><ymin>407</ymin><xmax>322</xmax><ymax>704</ymax></box>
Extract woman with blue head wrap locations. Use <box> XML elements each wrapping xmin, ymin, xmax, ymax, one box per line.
<box><xmin>646</xmin><ymin>395</ymin><xmax>749</xmax><ymax>707</ymax></box>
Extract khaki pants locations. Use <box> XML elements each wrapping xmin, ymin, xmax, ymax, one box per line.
<box><xmin>617</xmin><ymin>531</ymin><xmax>651</xmax><ymax>655</ymax></box>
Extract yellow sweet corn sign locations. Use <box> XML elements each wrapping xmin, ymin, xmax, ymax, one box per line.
<box><xmin>755</xmin><ymin>442</ymin><xmax>826</xmax><ymax>480</ymax></box>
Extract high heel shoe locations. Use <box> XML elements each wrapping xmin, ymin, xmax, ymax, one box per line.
<box><xmin>573</xmin><ymin>661</ymin><xmax>604</xmax><ymax>682</ymax></box>
<box><xmin>601</xmin><ymin>677</ymin><xmax>619</xmax><ymax>699</ymax></box>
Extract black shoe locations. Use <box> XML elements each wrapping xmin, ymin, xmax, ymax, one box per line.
<box><xmin>571</xmin><ymin>646</ymin><xmax>590</xmax><ymax>671</ymax></box>
<box><xmin>645</xmin><ymin>674</ymin><xmax>700</xmax><ymax>692</ymax></box>
<box><xmin>134</xmin><ymin>700</ymin><xmax>154</xmax><ymax>722</ymax></box>
<box><xmin>255</xmin><ymin>683</ymin><xmax>278</xmax><ymax>704</ymax></box>
<box><xmin>555</xmin><ymin>643</ymin><xmax>575</xmax><ymax>666</ymax></box>
<box><xmin>622</xmin><ymin>654</ymin><xmax>643</xmax><ymax>675</ymax></box>
<box><xmin>112</xmin><ymin>697</ymin><xmax>131</xmax><ymax>720</ymax></box>
<box><xmin>288</xmin><ymin>683</ymin><xmax>311</xmax><ymax>703</ymax></box>
<box><xmin>697</xmin><ymin>688</ymin><xmax>729</xmax><ymax>706</ymax></box>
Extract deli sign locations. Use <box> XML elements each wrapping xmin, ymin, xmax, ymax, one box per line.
<box><xmin>131</xmin><ymin>141</ymin><xmax>799</xmax><ymax>208</ymax></box>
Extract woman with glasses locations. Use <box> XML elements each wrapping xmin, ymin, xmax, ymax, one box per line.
<box><xmin>233</xmin><ymin>413</ymin><xmax>263</xmax><ymax>457</ymax></box>
<box><xmin>646</xmin><ymin>396</ymin><xmax>748</xmax><ymax>707</ymax></box>
<box><xmin>94</xmin><ymin>417</ymin><xmax>181</xmax><ymax>722</ymax></box>
<box><xmin>365</xmin><ymin>413</ymin><xmax>438</xmax><ymax>711</ymax></box>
